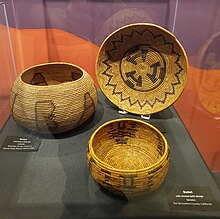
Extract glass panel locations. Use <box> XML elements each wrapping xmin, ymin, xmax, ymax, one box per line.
<box><xmin>2</xmin><ymin>1</ymin><xmax>220</xmax><ymax>218</ymax></box>
<box><xmin>174</xmin><ymin>0</ymin><xmax>220</xmax><ymax>172</ymax></box>
<box><xmin>0</xmin><ymin>2</ymin><xmax>16</xmax><ymax>129</ymax></box>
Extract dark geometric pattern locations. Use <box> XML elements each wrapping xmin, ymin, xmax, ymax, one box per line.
<box><xmin>76</xmin><ymin>92</ymin><xmax>95</xmax><ymax>126</ymax></box>
<box><xmin>71</xmin><ymin>72</ymin><xmax>82</xmax><ymax>81</ymax></box>
<box><xmin>107</xmin><ymin>121</ymin><xmax>137</xmax><ymax>144</ymax></box>
<box><xmin>120</xmin><ymin>45</ymin><xmax>166</xmax><ymax>92</ymax></box>
<box><xmin>35</xmin><ymin>100</ymin><xmax>58</xmax><ymax>132</ymax></box>
<box><xmin>30</xmin><ymin>73</ymin><xmax>48</xmax><ymax>85</ymax></box>
<box><xmin>101</xmin><ymin>28</ymin><xmax>184</xmax><ymax>109</ymax></box>
<box><xmin>120</xmin><ymin>174</ymin><xmax>138</xmax><ymax>189</ymax></box>
<box><xmin>88</xmin><ymin>149</ymin><xmax>170</xmax><ymax>195</ymax></box>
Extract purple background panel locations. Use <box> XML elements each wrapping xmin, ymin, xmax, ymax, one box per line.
<box><xmin>3</xmin><ymin>0</ymin><xmax>177</xmax><ymax>45</ymax></box>
<box><xmin>174</xmin><ymin>0</ymin><xmax>220</xmax><ymax>58</ymax></box>
<box><xmin>2</xmin><ymin>0</ymin><xmax>220</xmax><ymax>56</ymax></box>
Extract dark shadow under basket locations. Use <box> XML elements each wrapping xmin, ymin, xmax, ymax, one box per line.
<box><xmin>87</xmin><ymin>118</ymin><xmax>170</xmax><ymax>196</ymax></box>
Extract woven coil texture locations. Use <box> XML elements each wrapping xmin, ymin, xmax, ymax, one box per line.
<box><xmin>10</xmin><ymin>62</ymin><xmax>98</xmax><ymax>134</ymax></box>
<box><xmin>87</xmin><ymin>118</ymin><xmax>170</xmax><ymax>196</ymax></box>
<box><xmin>96</xmin><ymin>23</ymin><xmax>188</xmax><ymax>115</ymax></box>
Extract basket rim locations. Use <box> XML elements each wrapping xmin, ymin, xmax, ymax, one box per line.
<box><xmin>197</xmin><ymin>31</ymin><xmax>220</xmax><ymax>69</ymax></box>
<box><xmin>18</xmin><ymin>62</ymin><xmax>88</xmax><ymax>88</ymax></box>
<box><xmin>96</xmin><ymin>22</ymin><xmax>188</xmax><ymax>115</ymax></box>
<box><xmin>88</xmin><ymin>118</ymin><xmax>169</xmax><ymax>173</ymax></box>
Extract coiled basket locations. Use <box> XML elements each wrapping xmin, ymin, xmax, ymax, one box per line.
<box><xmin>87</xmin><ymin>118</ymin><xmax>170</xmax><ymax>196</ymax></box>
<box><xmin>96</xmin><ymin>23</ymin><xmax>188</xmax><ymax>115</ymax></box>
<box><xmin>10</xmin><ymin>62</ymin><xmax>98</xmax><ymax>134</ymax></box>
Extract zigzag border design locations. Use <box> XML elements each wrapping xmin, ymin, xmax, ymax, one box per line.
<box><xmin>101</xmin><ymin>27</ymin><xmax>184</xmax><ymax>110</ymax></box>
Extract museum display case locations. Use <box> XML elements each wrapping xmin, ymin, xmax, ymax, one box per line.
<box><xmin>0</xmin><ymin>0</ymin><xmax>219</xmax><ymax>218</ymax></box>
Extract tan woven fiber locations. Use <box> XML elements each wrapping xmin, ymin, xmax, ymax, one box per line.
<box><xmin>87</xmin><ymin>118</ymin><xmax>170</xmax><ymax>196</ymax></box>
<box><xmin>96</xmin><ymin>23</ymin><xmax>188</xmax><ymax>115</ymax></box>
<box><xmin>10</xmin><ymin>62</ymin><xmax>98</xmax><ymax>134</ymax></box>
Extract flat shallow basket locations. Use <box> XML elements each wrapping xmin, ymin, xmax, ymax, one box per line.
<box><xmin>10</xmin><ymin>62</ymin><xmax>98</xmax><ymax>134</ymax></box>
<box><xmin>96</xmin><ymin>23</ymin><xmax>188</xmax><ymax>114</ymax></box>
<box><xmin>87</xmin><ymin>118</ymin><xmax>170</xmax><ymax>196</ymax></box>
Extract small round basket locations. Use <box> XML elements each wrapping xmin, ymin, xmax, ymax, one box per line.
<box><xmin>10</xmin><ymin>62</ymin><xmax>98</xmax><ymax>134</ymax></box>
<box><xmin>87</xmin><ymin>118</ymin><xmax>170</xmax><ymax>196</ymax></box>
